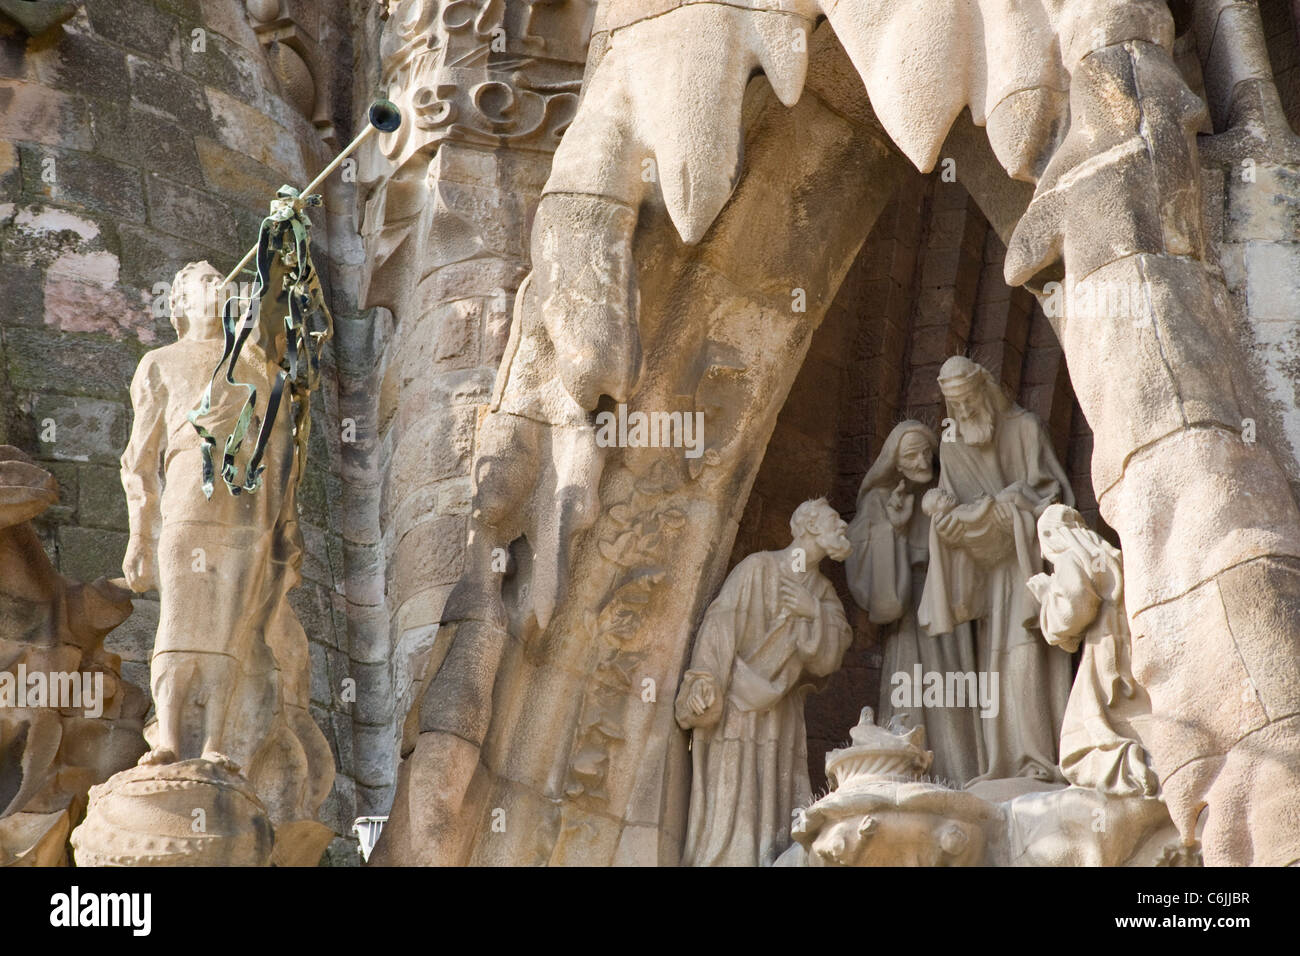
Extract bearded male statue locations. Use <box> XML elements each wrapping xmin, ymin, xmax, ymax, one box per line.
<box><xmin>918</xmin><ymin>356</ymin><xmax>1074</xmax><ymax>786</ymax></box>
<box><xmin>674</xmin><ymin>498</ymin><xmax>853</xmax><ymax>866</ymax></box>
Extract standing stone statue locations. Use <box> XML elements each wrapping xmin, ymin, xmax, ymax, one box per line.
<box><xmin>1027</xmin><ymin>504</ymin><xmax>1158</xmax><ymax>797</ymax></box>
<box><xmin>119</xmin><ymin>260</ymin><xmax>294</xmax><ymax>770</ymax></box>
<box><xmin>674</xmin><ymin>498</ymin><xmax>853</xmax><ymax>866</ymax></box>
<box><xmin>845</xmin><ymin>420</ymin><xmax>980</xmax><ymax>785</ymax></box>
<box><xmin>72</xmin><ymin>261</ymin><xmax>333</xmax><ymax>866</ymax></box>
<box><xmin>918</xmin><ymin>356</ymin><xmax>1073</xmax><ymax>784</ymax></box>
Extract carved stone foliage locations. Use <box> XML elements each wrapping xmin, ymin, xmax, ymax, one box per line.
<box><xmin>564</xmin><ymin>460</ymin><xmax>684</xmax><ymax>803</ymax></box>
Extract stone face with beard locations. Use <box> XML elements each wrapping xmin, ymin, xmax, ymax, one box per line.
<box><xmin>917</xmin><ymin>357</ymin><xmax>1076</xmax><ymax>786</ymax></box>
<box><xmin>674</xmin><ymin>498</ymin><xmax>853</xmax><ymax>866</ymax></box>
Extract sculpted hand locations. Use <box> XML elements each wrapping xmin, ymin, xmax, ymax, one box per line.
<box><xmin>935</xmin><ymin>510</ymin><xmax>966</xmax><ymax>547</ymax></box>
<box><xmin>781</xmin><ymin>579</ymin><xmax>820</xmax><ymax>619</ymax></box>
<box><xmin>122</xmin><ymin>536</ymin><xmax>156</xmax><ymax>593</ymax></box>
<box><xmin>1025</xmin><ymin>572</ymin><xmax>1051</xmax><ymax>603</ymax></box>
<box><xmin>992</xmin><ymin>498</ymin><xmax>1017</xmax><ymax>533</ymax></box>
<box><xmin>885</xmin><ymin>480</ymin><xmax>914</xmax><ymax>531</ymax></box>
<box><xmin>688</xmin><ymin>677</ymin><xmax>717</xmax><ymax>717</ymax></box>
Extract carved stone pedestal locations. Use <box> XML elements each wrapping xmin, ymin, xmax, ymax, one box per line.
<box><xmin>783</xmin><ymin>709</ymin><xmax>1190</xmax><ymax>868</ymax></box>
<box><xmin>71</xmin><ymin>760</ymin><xmax>274</xmax><ymax>867</ymax></box>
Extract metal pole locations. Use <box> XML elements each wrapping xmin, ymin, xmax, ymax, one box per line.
<box><xmin>221</xmin><ymin>122</ymin><xmax>382</xmax><ymax>288</ymax></box>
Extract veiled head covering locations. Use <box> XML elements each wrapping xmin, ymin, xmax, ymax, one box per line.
<box><xmin>1037</xmin><ymin>503</ymin><xmax>1122</xmax><ymax>602</ymax></box>
<box><xmin>857</xmin><ymin>420</ymin><xmax>937</xmax><ymax>509</ymax></box>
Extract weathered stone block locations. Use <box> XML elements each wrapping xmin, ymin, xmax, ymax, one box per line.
<box><xmin>144</xmin><ymin>172</ymin><xmax>239</xmax><ymax>251</ymax></box>
<box><xmin>5</xmin><ymin>327</ymin><xmax>143</xmax><ymax>399</ymax></box>
<box><xmin>56</xmin><ymin>523</ymin><xmax>129</xmax><ymax>582</ymax></box>
<box><xmin>116</xmin><ymin>222</ymin><xmax>213</xmax><ymax>292</ymax></box>
<box><xmin>41</xmin><ymin>460</ymin><xmax>78</xmax><ymax>522</ymax></box>
<box><xmin>77</xmin><ymin>461</ymin><xmax>130</xmax><ymax>530</ymax></box>
<box><xmin>330</xmin><ymin>710</ymin><xmax>355</xmax><ymax>775</ymax></box>
<box><xmin>0</xmin><ymin>79</ymin><xmax>93</xmax><ymax>149</ymax></box>
<box><xmin>0</xmin><ymin>30</ymin><xmax>27</xmax><ymax>80</ymax></box>
<box><xmin>30</xmin><ymin>394</ymin><xmax>128</xmax><ymax>464</ymax></box>
<box><xmin>180</xmin><ymin>28</ymin><xmax>266</xmax><ymax>105</ymax></box>
<box><xmin>388</xmin><ymin>515</ymin><xmax>465</xmax><ymax>608</ymax></box>
<box><xmin>350</xmin><ymin>660</ymin><xmax>396</xmax><ymax>727</ymax></box>
<box><xmin>3</xmin><ymin>261</ymin><xmax>44</xmax><ymax>327</ymax></box>
<box><xmin>127</xmin><ymin>54</ymin><xmax>212</xmax><ymax>132</ymax></box>
<box><xmin>309</xmin><ymin>639</ymin><xmax>330</xmax><ymax>708</ymax></box>
<box><xmin>42</xmin><ymin>22</ymin><xmax>132</xmax><ymax>97</ymax></box>
<box><xmin>104</xmin><ymin>596</ymin><xmax>159</xmax><ymax>664</ymax></box>
<box><xmin>351</xmin><ymin>722</ymin><xmax>398</xmax><ymax>790</ymax></box>
<box><xmin>205</xmin><ymin>86</ymin><xmax>306</xmax><ymax>182</ymax></box>
<box><xmin>19</xmin><ymin>144</ymin><xmax>146</xmax><ymax>222</ymax></box>
<box><xmin>1244</xmin><ymin>241</ymin><xmax>1300</xmax><ymax>322</ymax></box>
<box><xmin>90</xmin><ymin>101</ymin><xmax>204</xmax><ymax>183</ymax></box>
<box><xmin>85</xmin><ymin>1</ymin><xmax>180</xmax><ymax>65</ymax></box>
<box><xmin>193</xmin><ymin>135</ymin><xmax>283</xmax><ymax>214</ymax></box>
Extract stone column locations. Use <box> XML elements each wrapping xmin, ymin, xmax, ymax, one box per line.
<box><xmin>379</xmin><ymin>22</ymin><xmax>912</xmax><ymax>865</ymax></box>
<box><xmin>353</xmin><ymin>0</ymin><xmax>594</xmax><ymax>816</ymax></box>
<box><xmin>1191</xmin><ymin>0</ymin><xmax>1300</xmax><ymax>496</ymax></box>
<box><xmin>1004</xmin><ymin>0</ymin><xmax>1300</xmax><ymax>865</ymax></box>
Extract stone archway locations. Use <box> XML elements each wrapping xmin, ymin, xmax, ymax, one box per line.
<box><xmin>378</xmin><ymin>0</ymin><xmax>1300</xmax><ymax>867</ymax></box>
<box><xmin>738</xmin><ymin>167</ymin><xmax>1103</xmax><ymax>794</ymax></box>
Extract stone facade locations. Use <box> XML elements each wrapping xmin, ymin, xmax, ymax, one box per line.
<box><xmin>3</xmin><ymin>0</ymin><xmax>1300</xmax><ymax>867</ymax></box>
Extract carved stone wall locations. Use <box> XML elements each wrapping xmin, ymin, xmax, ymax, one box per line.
<box><xmin>355</xmin><ymin>0</ymin><xmax>595</xmax><ymax>815</ymax></box>
<box><xmin>9</xmin><ymin>0</ymin><xmax>1300</xmax><ymax>868</ymax></box>
<box><xmin>379</xmin><ymin>0</ymin><xmax>1300</xmax><ymax>866</ymax></box>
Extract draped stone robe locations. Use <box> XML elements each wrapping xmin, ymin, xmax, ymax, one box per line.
<box><xmin>121</xmin><ymin>339</ymin><xmax>291</xmax><ymax>664</ymax></box>
<box><xmin>1037</xmin><ymin>552</ymin><xmax>1158</xmax><ymax>797</ymax></box>
<box><xmin>918</xmin><ymin>406</ymin><xmax>1074</xmax><ymax>783</ymax></box>
<box><xmin>846</xmin><ymin>484</ymin><xmax>981</xmax><ymax>785</ymax></box>
<box><xmin>678</xmin><ymin>551</ymin><xmax>851</xmax><ymax>866</ymax></box>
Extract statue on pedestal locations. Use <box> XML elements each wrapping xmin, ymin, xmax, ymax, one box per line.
<box><xmin>917</xmin><ymin>356</ymin><xmax>1075</xmax><ymax>785</ymax></box>
<box><xmin>71</xmin><ymin>262</ymin><xmax>334</xmax><ymax>867</ymax></box>
<box><xmin>674</xmin><ymin>498</ymin><xmax>853</xmax><ymax>866</ymax></box>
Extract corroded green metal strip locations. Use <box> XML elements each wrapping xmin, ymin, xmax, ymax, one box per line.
<box><xmin>187</xmin><ymin>185</ymin><xmax>334</xmax><ymax>499</ymax></box>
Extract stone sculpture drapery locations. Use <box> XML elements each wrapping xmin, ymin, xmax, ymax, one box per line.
<box><xmin>846</xmin><ymin>420</ymin><xmax>982</xmax><ymax>785</ymax></box>
<box><xmin>674</xmin><ymin>498</ymin><xmax>852</xmax><ymax>866</ymax></box>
